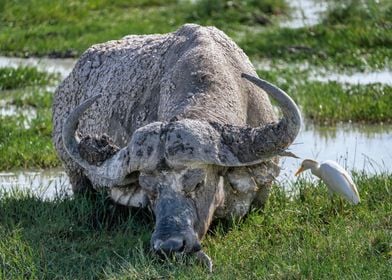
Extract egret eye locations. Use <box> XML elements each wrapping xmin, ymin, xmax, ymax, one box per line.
<box><xmin>182</xmin><ymin>169</ymin><xmax>205</xmax><ymax>193</ymax></box>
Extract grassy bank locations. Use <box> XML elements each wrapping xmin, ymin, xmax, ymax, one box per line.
<box><xmin>0</xmin><ymin>110</ymin><xmax>59</xmax><ymax>170</ymax></box>
<box><xmin>1</xmin><ymin>1</ymin><xmax>390</xmax><ymax>279</ymax></box>
<box><xmin>1</xmin><ymin>0</ymin><xmax>390</xmax><ymax>69</ymax></box>
<box><xmin>295</xmin><ymin>82</ymin><xmax>391</xmax><ymax>124</ymax></box>
<box><xmin>0</xmin><ymin>174</ymin><xmax>390</xmax><ymax>279</ymax></box>
<box><xmin>256</xmin><ymin>68</ymin><xmax>392</xmax><ymax>124</ymax></box>
<box><xmin>0</xmin><ymin>66</ymin><xmax>57</xmax><ymax>90</ymax></box>
<box><xmin>0</xmin><ymin>0</ymin><xmax>285</xmax><ymax>57</ymax></box>
<box><xmin>240</xmin><ymin>0</ymin><xmax>392</xmax><ymax>69</ymax></box>
<box><xmin>0</xmin><ymin>65</ymin><xmax>391</xmax><ymax>170</ymax></box>
<box><xmin>0</xmin><ymin>67</ymin><xmax>59</xmax><ymax>170</ymax></box>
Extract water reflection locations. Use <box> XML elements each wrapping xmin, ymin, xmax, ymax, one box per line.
<box><xmin>0</xmin><ymin>124</ymin><xmax>390</xmax><ymax>198</ymax></box>
<box><xmin>0</xmin><ymin>168</ymin><xmax>71</xmax><ymax>200</ymax></box>
<box><xmin>311</xmin><ymin>69</ymin><xmax>392</xmax><ymax>86</ymax></box>
<box><xmin>253</xmin><ymin>59</ymin><xmax>392</xmax><ymax>86</ymax></box>
<box><xmin>281</xmin><ymin>0</ymin><xmax>328</xmax><ymax>28</ymax></box>
<box><xmin>0</xmin><ymin>102</ymin><xmax>46</xmax><ymax>129</ymax></box>
<box><xmin>0</xmin><ymin>105</ymin><xmax>37</xmax><ymax>122</ymax></box>
<box><xmin>0</xmin><ymin>56</ymin><xmax>76</xmax><ymax>79</ymax></box>
<box><xmin>279</xmin><ymin>123</ymin><xmax>392</xmax><ymax>187</ymax></box>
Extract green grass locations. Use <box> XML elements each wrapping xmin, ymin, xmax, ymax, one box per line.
<box><xmin>2</xmin><ymin>87</ymin><xmax>54</xmax><ymax>108</ymax></box>
<box><xmin>0</xmin><ymin>111</ymin><xmax>59</xmax><ymax>170</ymax></box>
<box><xmin>0</xmin><ymin>2</ymin><xmax>390</xmax><ymax>278</ymax></box>
<box><xmin>256</xmin><ymin>68</ymin><xmax>392</xmax><ymax>124</ymax></box>
<box><xmin>0</xmin><ymin>64</ymin><xmax>390</xmax><ymax>171</ymax></box>
<box><xmin>0</xmin><ymin>66</ymin><xmax>60</xmax><ymax>170</ymax></box>
<box><xmin>238</xmin><ymin>0</ymin><xmax>392</xmax><ymax>69</ymax></box>
<box><xmin>295</xmin><ymin>83</ymin><xmax>392</xmax><ymax>124</ymax></box>
<box><xmin>0</xmin><ymin>0</ymin><xmax>390</xmax><ymax>69</ymax></box>
<box><xmin>2</xmin><ymin>0</ymin><xmax>282</xmax><ymax>57</ymax></box>
<box><xmin>0</xmin><ymin>0</ymin><xmax>182</xmax><ymax>57</ymax></box>
<box><xmin>186</xmin><ymin>0</ymin><xmax>287</xmax><ymax>27</ymax></box>
<box><xmin>0</xmin><ymin>67</ymin><xmax>58</xmax><ymax>90</ymax></box>
<box><xmin>0</xmin><ymin>174</ymin><xmax>390</xmax><ymax>279</ymax></box>
<box><xmin>0</xmin><ymin>88</ymin><xmax>59</xmax><ymax>170</ymax></box>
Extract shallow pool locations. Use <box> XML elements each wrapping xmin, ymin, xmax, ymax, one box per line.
<box><xmin>0</xmin><ymin>56</ymin><xmax>76</xmax><ymax>79</ymax></box>
<box><xmin>1</xmin><ymin>123</ymin><xmax>390</xmax><ymax>198</ymax></box>
<box><xmin>280</xmin><ymin>0</ymin><xmax>328</xmax><ymax>28</ymax></box>
<box><xmin>0</xmin><ymin>168</ymin><xmax>71</xmax><ymax>199</ymax></box>
<box><xmin>278</xmin><ymin>123</ymin><xmax>392</xmax><ymax>187</ymax></box>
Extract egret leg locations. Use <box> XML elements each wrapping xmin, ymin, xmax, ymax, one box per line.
<box><xmin>327</xmin><ymin>189</ymin><xmax>334</xmax><ymax>204</ymax></box>
<box><xmin>327</xmin><ymin>191</ymin><xmax>339</xmax><ymax>215</ymax></box>
<box><xmin>338</xmin><ymin>197</ymin><xmax>344</xmax><ymax>213</ymax></box>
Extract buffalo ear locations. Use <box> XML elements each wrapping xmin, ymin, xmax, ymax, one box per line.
<box><xmin>62</xmin><ymin>95</ymin><xmax>136</xmax><ymax>187</ymax></box>
<box><xmin>226</xmin><ymin>167</ymin><xmax>258</xmax><ymax>193</ymax></box>
<box><xmin>78</xmin><ymin>134</ymin><xmax>120</xmax><ymax>165</ymax></box>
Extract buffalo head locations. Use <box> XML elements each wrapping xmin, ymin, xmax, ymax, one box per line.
<box><xmin>61</xmin><ymin>73</ymin><xmax>301</xmax><ymax>257</ymax></box>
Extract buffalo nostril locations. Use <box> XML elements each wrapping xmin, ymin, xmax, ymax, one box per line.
<box><xmin>153</xmin><ymin>237</ymin><xmax>185</xmax><ymax>254</ymax></box>
<box><xmin>192</xmin><ymin>241</ymin><xmax>202</xmax><ymax>253</ymax></box>
<box><xmin>153</xmin><ymin>239</ymin><xmax>163</xmax><ymax>252</ymax></box>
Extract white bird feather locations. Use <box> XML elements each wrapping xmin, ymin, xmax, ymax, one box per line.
<box><xmin>295</xmin><ymin>159</ymin><xmax>360</xmax><ymax>204</ymax></box>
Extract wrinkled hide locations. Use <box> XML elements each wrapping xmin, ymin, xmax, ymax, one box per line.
<box><xmin>53</xmin><ymin>24</ymin><xmax>301</xmax><ymax>255</ymax></box>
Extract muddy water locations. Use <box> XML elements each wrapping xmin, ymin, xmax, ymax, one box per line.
<box><xmin>0</xmin><ymin>105</ymin><xmax>37</xmax><ymax>128</ymax></box>
<box><xmin>278</xmin><ymin>123</ymin><xmax>392</xmax><ymax>188</ymax></box>
<box><xmin>253</xmin><ymin>59</ymin><xmax>392</xmax><ymax>86</ymax></box>
<box><xmin>0</xmin><ymin>168</ymin><xmax>71</xmax><ymax>199</ymax></box>
<box><xmin>0</xmin><ymin>57</ymin><xmax>390</xmax><ymax>196</ymax></box>
<box><xmin>281</xmin><ymin>0</ymin><xmax>328</xmax><ymax>28</ymax></box>
<box><xmin>311</xmin><ymin>69</ymin><xmax>392</xmax><ymax>86</ymax></box>
<box><xmin>0</xmin><ymin>56</ymin><xmax>76</xmax><ymax>79</ymax></box>
<box><xmin>1</xmin><ymin>124</ymin><xmax>390</xmax><ymax>198</ymax></box>
<box><xmin>0</xmin><ymin>18</ymin><xmax>391</xmax><ymax>198</ymax></box>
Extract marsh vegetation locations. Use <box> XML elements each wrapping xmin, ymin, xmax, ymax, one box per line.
<box><xmin>1</xmin><ymin>174</ymin><xmax>390</xmax><ymax>279</ymax></box>
<box><xmin>0</xmin><ymin>0</ymin><xmax>391</xmax><ymax>278</ymax></box>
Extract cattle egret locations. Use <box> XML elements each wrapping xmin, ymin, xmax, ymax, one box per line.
<box><xmin>295</xmin><ymin>159</ymin><xmax>360</xmax><ymax>204</ymax></box>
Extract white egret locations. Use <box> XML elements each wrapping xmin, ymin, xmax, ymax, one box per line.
<box><xmin>295</xmin><ymin>159</ymin><xmax>360</xmax><ymax>204</ymax></box>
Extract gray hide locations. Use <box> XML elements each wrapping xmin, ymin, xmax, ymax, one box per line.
<box><xmin>53</xmin><ymin>24</ymin><xmax>301</xmax><ymax>254</ymax></box>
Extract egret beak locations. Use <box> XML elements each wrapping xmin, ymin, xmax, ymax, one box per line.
<box><xmin>295</xmin><ymin>166</ymin><xmax>304</xmax><ymax>176</ymax></box>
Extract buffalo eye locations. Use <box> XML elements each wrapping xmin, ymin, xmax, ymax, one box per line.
<box><xmin>182</xmin><ymin>169</ymin><xmax>205</xmax><ymax>193</ymax></box>
<box><xmin>138</xmin><ymin>173</ymin><xmax>158</xmax><ymax>194</ymax></box>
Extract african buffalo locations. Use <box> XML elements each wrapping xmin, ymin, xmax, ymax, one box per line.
<box><xmin>53</xmin><ymin>24</ymin><xmax>301</xmax><ymax>261</ymax></box>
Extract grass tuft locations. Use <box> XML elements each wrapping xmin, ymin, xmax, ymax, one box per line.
<box><xmin>0</xmin><ymin>67</ymin><xmax>58</xmax><ymax>90</ymax></box>
<box><xmin>0</xmin><ymin>174</ymin><xmax>390</xmax><ymax>278</ymax></box>
<box><xmin>0</xmin><ymin>112</ymin><xmax>59</xmax><ymax>170</ymax></box>
<box><xmin>0</xmin><ymin>88</ymin><xmax>59</xmax><ymax>170</ymax></box>
<box><xmin>257</xmin><ymin>68</ymin><xmax>392</xmax><ymax>124</ymax></box>
<box><xmin>238</xmin><ymin>0</ymin><xmax>391</xmax><ymax>69</ymax></box>
<box><xmin>186</xmin><ymin>0</ymin><xmax>286</xmax><ymax>27</ymax></box>
<box><xmin>1</xmin><ymin>0</ymin><xmax>390</xmax><ymax>69</ymax></box>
